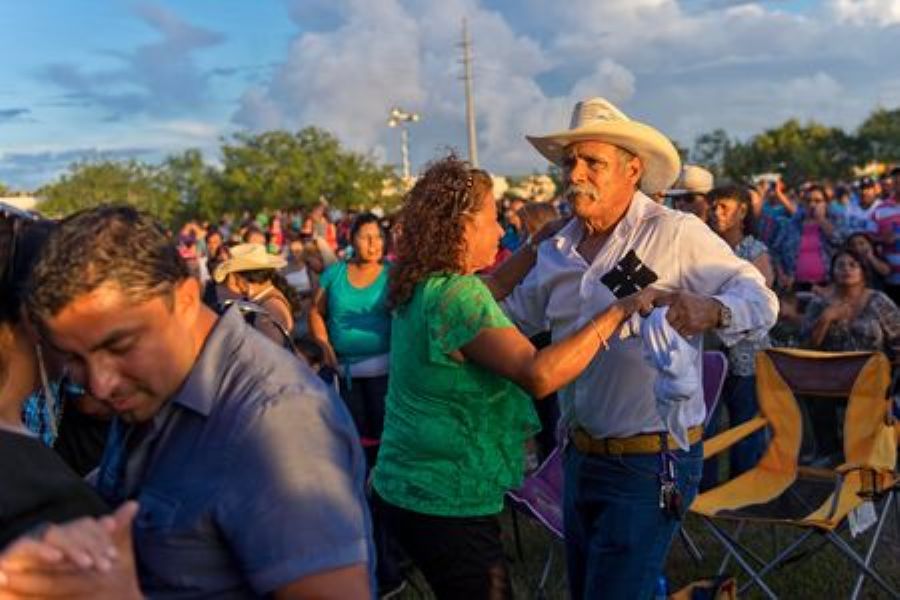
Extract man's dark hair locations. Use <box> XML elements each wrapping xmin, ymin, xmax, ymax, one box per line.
<box><xmin>26</xmin><ymin>205</ymin><xmax>189</xmax><ymax>324</ymax></box>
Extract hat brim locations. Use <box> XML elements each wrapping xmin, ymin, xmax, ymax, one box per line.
<box><xmin>526</xmin><ymin>121</ymin><xmax>681</xmax><ymax>195</ymax></box>
<box><xmin>212</xmin><ymin>256</ymin><xmax>287</xmax><ymax>283</ymax></box>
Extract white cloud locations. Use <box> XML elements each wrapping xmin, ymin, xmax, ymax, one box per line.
<box><xmin>27</xmin><ymin>0</ymin><xmax>891</xmax><ymax>184</ymax></box>
<box><xmin>828</xmin><ymin>0</ymin><xmax>900</xmax><ymax>26</ymax></box>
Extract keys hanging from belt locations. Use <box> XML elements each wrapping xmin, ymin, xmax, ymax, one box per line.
<box><xmin>658</xmin><ymin>437</ymin><xmax>684</xmax><ymax>519</ymax></box>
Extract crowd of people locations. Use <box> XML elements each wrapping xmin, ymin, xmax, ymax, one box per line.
<box><xmin>0</xmin><ymin>95</ymin><xmax>897</xmax><ymax>600</ymax></box>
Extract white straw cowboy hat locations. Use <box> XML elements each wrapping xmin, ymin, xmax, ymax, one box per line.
<box><xmin>526</xmin><ymin>97</ymin><xmax>681</xmax><ymax>195</ymax></box>
<box><xmin>213</xmin><ymin>243</ymin><xmax>287</xmax><ymax>283</ymax></box>
<box><xmin>667</xmin><ymin>165</ymin><xmax>714</xmax><ymax>196</ymax></box>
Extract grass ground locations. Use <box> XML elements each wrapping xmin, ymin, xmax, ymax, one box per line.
<box><xmin>396</xmin><ymin>497</ymin><xmax>900</xmax><ymax>599</ymax></box>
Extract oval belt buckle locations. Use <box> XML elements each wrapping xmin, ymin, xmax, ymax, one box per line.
<box><xmin>607</xmin><ymin>440</ymin><xmax>625</xmax><ymax>455</ymax></box>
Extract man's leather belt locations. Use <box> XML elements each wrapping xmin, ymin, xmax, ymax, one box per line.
<box><xmin>570</xmin><ymin>426</ymin><xmax>703</xmax><ymax>456</ymax></box>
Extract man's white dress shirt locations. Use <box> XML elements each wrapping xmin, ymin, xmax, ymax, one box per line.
<box><xmin>503</xmin><ymin>191</ymin><xmax>779</xmax><ymax>439</ymax></box>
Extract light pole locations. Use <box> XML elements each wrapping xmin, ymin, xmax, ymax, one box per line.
<box><xmin>387</xmin><ymin>106</ymin><xmax>420</xmax><ymax>182</ymax></box>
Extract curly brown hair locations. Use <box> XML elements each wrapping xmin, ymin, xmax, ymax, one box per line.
<box><xmin>388</xmin><ymin>154</ymin><xmax>493</xmax><ymax>308</ymax></box>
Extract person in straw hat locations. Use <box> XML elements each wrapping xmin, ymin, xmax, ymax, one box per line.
<box><xmin>667</xmin><ymin>164</ymin><xmax>715</xmax><ymax>223</ymax></box>
<box><xmin>213</xmin><ymin>243</ymin><xmax>301</xmax><ymax>346</ymax></box>
<box><xmin>502</xmin><ymin>97</ymin><xmax>779</xmax><ymax>599</ymax></box>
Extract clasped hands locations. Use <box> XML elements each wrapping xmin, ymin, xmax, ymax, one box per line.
<box><xmin>617</xmin><ymin>287</ymin><xmax>723</xmax><ymax>338</ymax></box>
<box><xmin>0</xmin><ymin>502</ymin><xmax>142</xmax><ymax>600</ymax></box>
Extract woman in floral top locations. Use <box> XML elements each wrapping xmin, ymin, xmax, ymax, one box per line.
<box><xmin>802</xmin><ymin>248</ymin><xmax>900</xmax><ymax>359</ymax></box>
<box><xmin>801</xmin><ymin>247</ymin><xmax>900</xmax><ymax>460</ymax></box>
<box><xmin>704</xmin><ymin>185</ymin><xmax>774</xmax><ymax>486</ymax></box>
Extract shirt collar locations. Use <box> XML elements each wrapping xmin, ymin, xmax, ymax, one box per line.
<box><xmin>552</xmin><ymin>190</ymin><xmax>663</xmax><ymax>251</ymax></box>
<box><xmin>170</xmin><ymin>306</ymin><xmax>244</xmax><ymax>417</ymax></box>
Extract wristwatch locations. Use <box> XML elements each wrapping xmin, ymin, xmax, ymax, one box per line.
<box><xmin>523</xmin><ymin>234</ymin><xmax>539</xmax><ymax>254</ymax></box>
<box><xmin>716</xmin><ymin>300</ymin><xmax>733</xmax><ymax>329</ymax></box>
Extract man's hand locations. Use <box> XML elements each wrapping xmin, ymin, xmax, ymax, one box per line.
<box><xmin>0</xmin><ymin>502</ymin><xmax>142</xmax><ymax>600</ymax></box>
<box><xmin>822</xmin><ymin>301</ymin><xmax>852</xmax><ymax>323</ymax></box>
<box><xmin>654</xmin><ymin>291</ymin><xmax>722</xmax><ymax>337</ymax></box>
<box><xmin>616</xmin><ymin>286</ymin><xmax>661</xmax><ymax>319</ymax></box>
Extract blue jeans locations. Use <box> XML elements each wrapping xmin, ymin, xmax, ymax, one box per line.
<box><xmin>563</xmin><ymin>441</ymin><xmax>703</xmax><ymax>600</ymax></box>
<box><xmin>701</xmin><ymin>374</ymin><xmax>764</xmax><ymax>490</ymax></box>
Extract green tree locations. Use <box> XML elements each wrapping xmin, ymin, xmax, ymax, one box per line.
<box><xmin>162</xmin><ymin>149</ymin><xmax>224</xmax><ymax>223</ymax></box>
<box><xmin>691</xmin><ymin>129</ymin><xmax>732</xmax><ymax>180</ymax></box>
<box><xmin>38</xmin><ymin>160</ymin><xmax>179</xmax><ymax>222</ymax></box>
<box><xmin>218</xmin><ymin>128</ymin><xmax>398</xmax><ymax>212</ymax></box>
<box><xmin>857</xmin><ymin>107</ymin><xmax>900</xmax><ymax>164</ymax></box>
<box><xmin>710</xmin><ymin>119</ymin><xmax>861</xmax><ymax>185</ymax></box>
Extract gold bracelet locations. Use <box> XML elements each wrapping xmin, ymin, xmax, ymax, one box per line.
<box><xmin>590</xmin><ymin>318</ymin><xmax>609</xmax><ymax>350</ymax></box>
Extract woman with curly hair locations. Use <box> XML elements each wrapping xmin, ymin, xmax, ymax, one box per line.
<box><xmin>372</xmin><ymin>155</ymin><xmax>655</xmax><ymax>599</ymax></box>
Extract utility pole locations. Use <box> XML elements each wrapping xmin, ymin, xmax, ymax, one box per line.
<box><xmin>461</xmin><ymin>18</ymin><xmax>479</xmax><ymax>168</ymax></box>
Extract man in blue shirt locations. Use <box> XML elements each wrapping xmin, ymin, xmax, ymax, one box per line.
<box><xmin>20</xmin><ymin>206</ymin><xmax>373</xmax><ymax>599</ymax></box>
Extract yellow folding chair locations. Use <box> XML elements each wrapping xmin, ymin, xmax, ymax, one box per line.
<box><xmin>690</xmin><ymin>348</ymin><xmax>897</xmax><ymax>599</ymax></box>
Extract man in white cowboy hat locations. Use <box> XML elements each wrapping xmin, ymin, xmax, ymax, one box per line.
<box><xmin>667</xmin><ymin>164</ymin><xmax>715</xmax><ymax>223</ymax></box>
<box><xmin>213</xmin><ymin>243</ymin><xmax>295</xmax><ymax>348</ymax></box>
<box><xmin>502</xmin><ymin>97</ymin><xmax>778</xmax><ymax>599</ymax></box>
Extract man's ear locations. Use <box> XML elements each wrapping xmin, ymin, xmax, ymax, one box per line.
<box><xmin>174</xmin><ymin>277</ymin><xmax>200</xmax><ymax>320</ymax></box>
<box><xmin>628</xmin><ymin>156</ymin><xmax>644</xmax><ymax>187</ymax></box>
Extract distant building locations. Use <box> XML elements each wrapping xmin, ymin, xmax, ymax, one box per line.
<box><xmin>506</xmin><ymin>175</ymin><xmax>557</xmax><ymax>203</ymax></box>
<box><xmin>0</xmin><ymin>196</ymin><xmax>40</xmax><ymax>211</ymax></box>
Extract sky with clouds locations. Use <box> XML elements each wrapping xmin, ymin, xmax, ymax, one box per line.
<box><xmin>0</xmin><ymin>0</ymin><xmax>898</xmax><ymax>190</ymax></box>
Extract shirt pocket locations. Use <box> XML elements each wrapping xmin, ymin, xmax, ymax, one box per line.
<box><xmin>135</xmin><ymin>489</ymin><xmax>180</xmax><ymax>531</ymax></box>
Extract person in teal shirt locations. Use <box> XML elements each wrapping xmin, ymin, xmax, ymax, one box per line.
<box><xmin>309</xmin><ymin>213</ymin><xmax>391</xmax><ymax>441</ymax></box>
<box><xmin>372</xmin><ymin>155</ymin><xmax>655</xmax><ymax>599</ymax></box>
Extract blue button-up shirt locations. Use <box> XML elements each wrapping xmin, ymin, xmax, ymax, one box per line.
<box><xmin>97</xmin><ymin>306</ymin><xmax>372</xmax><ymax>598</ymax></box>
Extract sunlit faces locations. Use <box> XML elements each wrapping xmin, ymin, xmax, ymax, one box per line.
<box><xmin>288</xmin><ymin>240</ymin><xmax>304</xmax><ymax>261</ymax></box>
<box><xmin>711</xmin><ymin>196</ymin><xmax>746</xmax><ymax>234</ymax></box>
<box><xmin>461</xmin><ymin>191</ymin><xmax>504</xmax><ymax>274</ymax></box>
<box><xmin>832</xmin><ymin>253</ymin><xmax>865</xmax><ymax>288</ymax></box>
<box><xmin>224</xmin><ymin>272</ymin><xmax>248</xmax><ymax>296</ymax></box>
<box><xmin>561</xmin><ymin>141</ymin><xmax>641</xmax><ymax>228</ymax></box>
<box><xmin>847</xmin><ymin>234</ymin><xmax>874</xmax><ymax>257</ymax></box>
<box><xmin>246</xmin><ymin>230</ymin><xmax>267</xmax><ymax>246</ymax></box>
<box><xmin>805</xmin><ymin>189</ymin><xmax>827</xmax><ymax>205</ymax></box>
<box><xmin>352</xmin><ymin>222</ymin><xmax>385</xmax><ymax>263</ymax></box>
<box><xmin>43</xmin><ymin>280</ymin><xmax>204</xmax><ymax>423</ymax></box>
<box><xmin>859</xmin><ymin>184</ymin><xmax>879</xmax><ymax>207</ymax></box>
<box><xmin>674</xmin><ymin>194</ymin><xmax>710</xmax><ymax>222</ymax></box>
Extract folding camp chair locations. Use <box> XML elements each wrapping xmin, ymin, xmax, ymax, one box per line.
<box><xmin>507</xmin><ymin>351</ymin><xmax>730</xmax><ymax>597</ymax></box>
<box><xmin>690</xmin><ymin>349</ymin><xmax>898</xmax><ymax>599</ymax></box>
<box><xmin>680</xmin><ymin>350</ymin><xmax>728</xmax><ymax>563</ymax></box>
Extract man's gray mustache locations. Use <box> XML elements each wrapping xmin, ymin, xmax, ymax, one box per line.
<box><xmin>565</xmin><ymin>184</ymin><xmax>600</xmax><ymax>200</ymax></box>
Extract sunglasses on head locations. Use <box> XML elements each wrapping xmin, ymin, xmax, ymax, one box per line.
<box><xmin>1</xmin><ymin>203</ymin><xmax>40</xmax><ymax>292</ymax></box>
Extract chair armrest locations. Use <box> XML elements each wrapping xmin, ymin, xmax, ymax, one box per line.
<box><xmin>834</xmin><ymin>462</ymin><xmax>879</xmax><ymax>475</ymax></box>
<box><xmin>703</xmin><ymin>416</ymin><xmax>768</xmax><ymax>459</ymax></box>
<box><xmin>834</xmin><ymin>463</ymin><xmax>898</xmax><ymax>499</ymax></box>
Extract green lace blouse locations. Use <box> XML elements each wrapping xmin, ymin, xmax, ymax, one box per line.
<box><xmin>372</xmin><ymin>274</ymin><xmax>540</xmax><ymax>517</ymax></box>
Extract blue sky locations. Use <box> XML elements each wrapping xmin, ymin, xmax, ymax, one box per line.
<box><xmin>0</xmin><ymin>0</ymin><xmax>898</xmax><ymax>190</ymax></box>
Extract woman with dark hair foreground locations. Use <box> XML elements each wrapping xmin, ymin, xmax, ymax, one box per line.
<box><xmin>803</xmin><ymin>248</ymin><xmax>900</xmax><ymax>358</ymax></box>
<box><xmin>0</xmin><ymin>208</ymin><xmax>140</xmax><ymax>596</ymax></box>
<box><xmin>801</xmin><ymin>247</ymin><xmax>900</xmax><ymax>462</ymax></box>
<box><xmin>0</xmin><ymin>209</ymin><xmax>109</xmax><ymax>547</ymax></box>
<box><xmin>372</xmin><ymin>155</ymin><xmax>655</xmax><ymax>598</ymax></box>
